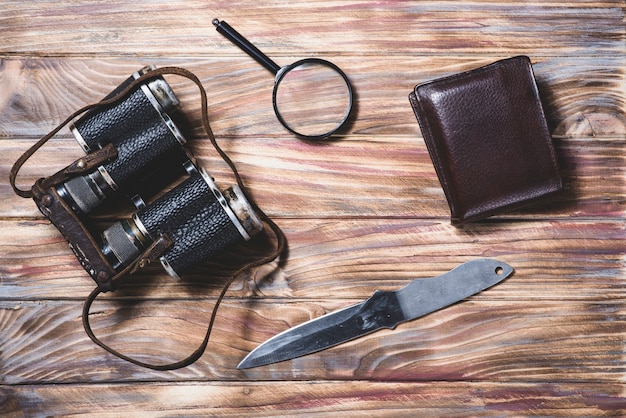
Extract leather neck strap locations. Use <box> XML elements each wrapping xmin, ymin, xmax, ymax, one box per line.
<box><xmin>11</xmin><ymin>66</ymin><xmax>287</xmax><ymax>370</ymax></box>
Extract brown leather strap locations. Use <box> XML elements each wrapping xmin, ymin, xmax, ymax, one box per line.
<box><xmin>14</xmin><ymin>66</ymin><xmax>286</xmax><ymax>370</ymax></box>
<box><xmin>40</xmin><ymin>143</ymin><xmax>118</xmax><ymax>191</ymax></box>
<box><xmin>10</xmin><ymin>69</ymin><xmax>164</xmax><ymax>198</ymax></box>
<box><xmin>82</xmin><ymin>246</ymin><xmax>280</xmax><ymax>370</ymax></box>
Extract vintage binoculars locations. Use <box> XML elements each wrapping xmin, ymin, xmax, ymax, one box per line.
<box><xmin>30</xmin><ymin>66</ymin><xmax>263</xmax><ymax>290</ymax></box>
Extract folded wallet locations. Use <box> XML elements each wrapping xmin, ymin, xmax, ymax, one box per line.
<box><xmin>409</xmin><ymin>55</ymin><xmax>563</xmax><ymax>225</ymax></box>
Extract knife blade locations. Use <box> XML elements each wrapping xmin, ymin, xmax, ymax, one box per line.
<box><xmin>237</xmin><ymin>258</ymin><xmax>513</xmax><ymax>369</ymax></box>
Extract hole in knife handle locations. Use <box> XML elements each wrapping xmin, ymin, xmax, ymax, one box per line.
<box><xmin>495</xmin><ymin>266</ymin><xmax>504</xmax><ymax>275</ymax></box>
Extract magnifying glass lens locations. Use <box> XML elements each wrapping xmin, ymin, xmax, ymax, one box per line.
<box><xmin>274</xmin><ymin>61</ymin><xmax>352</xmax><ymax>138</ymax></box>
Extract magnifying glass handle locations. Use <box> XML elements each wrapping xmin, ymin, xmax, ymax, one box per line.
<box><xmin>212</xmin><ymin>18</ymin><xmax>281</xmax><ymax>75</ymax></box>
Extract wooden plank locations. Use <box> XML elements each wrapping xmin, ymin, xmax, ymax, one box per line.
<box><xmin>0</xmin><ymin>57</ymin><xmax>623</xmax><ymax>138</ymax></box>
<box><xmin>1</xmin><ymin>1</ymin><xmax>623</xmax><ymax>56</ymax></box>
<box><xmin>0</xmin><ymin>219</ymin><xmax>623</xmax><ymax>300</ymax></box>
<box><xmin>1</xmin><ymin>218</ymin><xmax>623</xmax><ymax>384</ymax></box>
<box><xmin>2</xmin><ymin>137</ymin><xmax>624</xmax><ymax>219</ymax></box>
<box><xmin>1</xmin><ymin>382</ymin><xmax>624</xmax><ymax>416</ymax></box>
<box><xmin>1</xmin><ymin>298</ymin><xmax>624</xmax><ymax>383</ymax></box>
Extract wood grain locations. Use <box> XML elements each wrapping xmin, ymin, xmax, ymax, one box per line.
<box><xmin>0</xmin><ymin>219</ymin><xmax>623</xmax><ymax>300</ymax></box>
<box><xmin>0</xmin><ymin>57</ymin><xmax>623</xmax><ymax>138</ymax></box>
<box><xmin>1</xmin><ymin>0</ymin><xmax>624</xmax><ymax>416</ymax></box>
<box><xmin>3</xmin><ymin>136</ymin><xmax>625</xmax><ymax>219</ymax></box>
<box><xmin>1</xmin><ymin>382</ymin><xmax>623</xmax><ymax>416</ymax></box>
<box><xmin>1</xmin><ymin>299</ymin><xmax>624</xmax><ymax>383</ymax></box>
<box><xmin>1</xmin><ymin>1</ymin><xmax>623</xmax><ymax>56</ymax></box>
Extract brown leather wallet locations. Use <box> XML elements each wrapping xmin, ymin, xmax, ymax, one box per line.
<box><xmin>409</xmin><ymin>56</ymin><xmax>563</xmax><ymax>225</ymax></box>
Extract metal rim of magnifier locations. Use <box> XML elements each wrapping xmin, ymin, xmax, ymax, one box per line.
<box><xmin>272</xmin><ymin>58</ymin><xmax>354</xmax><ymax>141</ymax></box>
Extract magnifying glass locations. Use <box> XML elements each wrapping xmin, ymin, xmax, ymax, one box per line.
<box><xmin>213</xmin><ymin>19</ymin><xmax>354</xmax><ymax>140</ymax></box>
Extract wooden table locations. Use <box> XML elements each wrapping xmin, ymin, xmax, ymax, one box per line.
<box><xmin>1</xmin><ymin>1</ymin><xmax>624</xmax><ymax>416</ymax></box>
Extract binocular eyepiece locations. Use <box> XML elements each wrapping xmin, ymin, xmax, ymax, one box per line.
<box><xmin>49</xmin><ymin>66</ymin><xmax>263</xmax><ymax>282</ymax></box>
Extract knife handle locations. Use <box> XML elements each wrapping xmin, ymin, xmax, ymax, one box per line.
<box><xmin>396</xmin><ymin>259</ymin><xmax>514</xmax><ymax>321</ymax></box>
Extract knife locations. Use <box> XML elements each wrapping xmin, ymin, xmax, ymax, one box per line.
<box><xmin>238</xmin><ymin>258</ymin><xmax>513</xmax><ymax>369</ymax></box>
